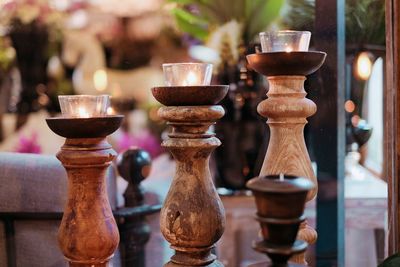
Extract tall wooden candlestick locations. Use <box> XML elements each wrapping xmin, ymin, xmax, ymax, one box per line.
<box><xmin>46</xmin><ymin>116</ymin><xmax>123</xmax><ymax>266</ymax></box>
<box><xmin>152</xmin><ymin>86</ymin><xmax>228</xmax><ymax>267</ymax></box>
<box><xmin>247</xmin><ymin>51</ymin><xmax>326</xmax><ymax>265</ymax></box>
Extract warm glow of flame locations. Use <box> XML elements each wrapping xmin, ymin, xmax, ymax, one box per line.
<box><xmin>285</xmin><ymin>47</ymin><xmax>293</xmax><ymax>53</ymax></box>
<box><xmin>279</xmin><ymin>173</ymin><xmax>284</xmax><ymax>181</ymax></box>
<box><xmin>107</xmin><ymin>107</ymin><xmax>115</xmax><ymax>115</ymax></box>
<box><xmin>355</xmin><ymin>52</ymin><xmax>373</xmax><ymax>80</ymax></box>
<box><xmin>93</xmin><ymin>69</ymin><xmax>108</xmax><ymax>91</ymax></box>
<box><xmin>78</xmin><ymin>106</ymin><xmax>90</xmax><ymax>118</ymax></box>
<box><xmin>183</xmin><ymin>71</ymin><xmax>199</xmax><ymax>86</ymax></box>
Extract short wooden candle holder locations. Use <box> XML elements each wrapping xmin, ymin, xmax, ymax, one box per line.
<box><xmin>46</xmin><ymin>115</ymin><xmax>123</xmax><ymax>266</ymax></box>
<box><xmin>247</xmin><ymin>51</ymin><xmax>326</xmax><ymax>265</ymax></box>
<box><xmin>246</xmin><ymin>175</ymin><xmax>314</xmax><ymax>267</ymax></box>
<box><xmin>152</xmin><ymin>85</ymin><xmax>228</xmax><ymax>267</ymax></box>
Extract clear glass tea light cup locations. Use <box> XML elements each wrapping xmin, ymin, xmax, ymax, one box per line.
<box><xmin>162</xmin><ymin>63</ymin><xmax>213</xmax><ymax>86</ymax></box>
<box><xmin>58</xmin><ymin>95</ymin><xmax>110</xmax><ymax>118</ymax></box>
<box><xmin>259</xmin><ymin>31</ymin><xmax>311</xmax><ymax>53</ymax></box>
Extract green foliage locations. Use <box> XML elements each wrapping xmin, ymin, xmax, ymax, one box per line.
<box><xmin>346</xmin><ymin>0</ymin><xmax>385</xmax><ymax>46</ymax></box>
<box><xmin>167</xmin><ymin>0</ymin><xmax>285</xmax><ymax>43</ymax></box>
<box><xmin>282</xmin><ymin>0</ymin><xmax>385</xmax><ymax>46</ymax></box>
<box><xmin>0</xmin><ymin>37</ymin><xmax>15</xmax><ymax>72</ymax></box>
<box><xmin>281</xmin><ymin>0</ymin><xmax>314</xmax><ymax>32</ymax></box>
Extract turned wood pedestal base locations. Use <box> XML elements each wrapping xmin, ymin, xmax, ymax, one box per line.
<box><xmin>46</xmin><ymin>116</ymin><xmax>123</xmax><ymax>267</ymax></box>
<box><xmin>159</xmin><ymin>106</ymin><xmax>226</xmax><ymax>267</ymax></box>
<box><xmin>247</xmin><ymin>52</ymin><xmax>326</xmax><ymax>265</ymax></box>
<box><xmin>152</xmin><ymin>85</ymin><xmax>228</xmax><ymax>267</ymax></box>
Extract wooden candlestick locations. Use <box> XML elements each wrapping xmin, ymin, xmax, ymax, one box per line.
<box><xmin>246</xmin><ymin>175</ymin><xmax>315</xmax><ymax>267</ymax></box>
<box><xmin>46</xmin><ymin>116</ymin><xmax>123</xmax><ymax>266</ymax></box>
<box><xmin>152</xmin><ymin>85</ymin><xmax>228</xmax><ymax>267</ymax></box>
<box><xmin>247</xmin><ymin>51</ymin><xmax>326</xmax><ymax>265</ymax></box>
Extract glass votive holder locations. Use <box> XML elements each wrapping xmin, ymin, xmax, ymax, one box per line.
<box><xmin>259</xmin><ymin>30</ymin><xmax>311</xmax><ymax>52</ymax></box>
<box><xmin>162</xmin><ymin>63</ymin><xmax>213</xmax><ymax>86</ymax></box>
<box><xmin>58</xmin><ymin>95</ymin><xmax>110</xmax><ymax>118</ymax></box>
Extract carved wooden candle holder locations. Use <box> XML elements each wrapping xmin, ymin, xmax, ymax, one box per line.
<box><xmin>46</xmin><ymin>115</ymin><xmax>123</xmax><ymax>266</ymax></box>
<box><xmin>246</xmin><ymin>175</ymin><xmax>314</xmax><ymax>267</ymax></box>
<box><xmin>151</xmin><ymin>85</ymin><xmax>228</xmax><ymax>267</ymax></box>
<box><xmin>247</xmin><ymin>51</ymin><xmax>326</xmax><ymax>264</ymax></box>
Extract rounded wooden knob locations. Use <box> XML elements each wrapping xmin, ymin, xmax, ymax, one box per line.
<box><xmin>117</xmin><ymin>148</ymin><xmax>152</xmax><ymax>185</ymax></box>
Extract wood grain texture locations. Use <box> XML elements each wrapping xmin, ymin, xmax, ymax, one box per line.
<box><xmin>258</xmin><ymin>76</ymin><xmax>317</xmax><ymax>265</ymax></box>
<box><xmin>56</xmin><ymin>138</ymin><xmax>119</xmax><ymax>266</ymax></box>
<box><xmin>386</xmin><ymin>0</ymin><xmax>400</xmax><ymax>254</ymax></box>
<box><xmin>158</xmin><ymin>105</ymin><xmax>226</xmax><ymax>267</ymax></box>
<box><xmin>259</xmin><ymin>76</ymin><xmax>317</xmax><ymax>200</ymax></box>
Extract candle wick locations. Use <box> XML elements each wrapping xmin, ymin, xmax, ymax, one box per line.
<box><xmin>279</xmin><ymin>173</ymin><xmax>284</xmax><ymax>181</ymax></box>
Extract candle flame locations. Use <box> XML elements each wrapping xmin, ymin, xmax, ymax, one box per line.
<box><xmin>183</xmin><ymin>71</ymin><xmax>199</xmax><ymax>86</ymax></box>
<box><xmin>285</xmin><ymin>47</ymin><xmax>293</xmax><ymax>53</ymax></box>
<box><xmin>78</xmin><ymin>106</ymin><xmax>90</xmax><ymax>118</ymax></box>
<box><xmin>107</xmin><ymin>107</ymin><xmax>115</xmax><ymax>115</ymax></box>
<box><xmin>279</xmin><ymin>173</ymin><xmax>284</xmax><ymax>181</ymax></box>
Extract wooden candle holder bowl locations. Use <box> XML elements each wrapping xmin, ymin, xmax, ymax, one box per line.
<box><xmin>46</xmin><ymin>115</ymin><xmax>123</xmax><ymax>138</ymax></box>
<box><xmin>246</xmin><ymin>52</ymin><xmax>326</xmax><ymax>77</ymax></box>
<box><xmin>151</xmin><ymin>85</ymin><xmax>228</xmax><ymax>106</ymax></box>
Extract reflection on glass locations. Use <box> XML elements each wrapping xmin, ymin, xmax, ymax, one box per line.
<box><xmin>58</xmin><ymin>95</ymin><xmax>110</xmax><ymax>118</ymax></box>
<box><xmin>162</xmin><ymin>63</ymin><xmax>213</xmax><ymax>86</ymax></box>
<box><xmin>259</xmin><ymin>30</ymin><xmax>311</xmax><ymax>52</ymax></box>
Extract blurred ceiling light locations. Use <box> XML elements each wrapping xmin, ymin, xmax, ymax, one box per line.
<box><xmin>344</xmin><ymin>100</ymin><xmax>355</xmax><ymax>113</ymax></box>
<box><xmin>66</xmin><ymin>9</ymin><xmax>89</xmax><ymax>29</ymax></box>
<box><xmin>93</xmin><ymin>69</ymin><xmax>108</xmax><ymax>92</ymax></box>
<box><xmin>49</xmin><ymin>0</ymin><xmax>70</xmax><ymax>11</ymax></box>
<box><xmin>354</xmin><ymin>51</ymin><xmax>373</xmax><ymax>80</ymax></box>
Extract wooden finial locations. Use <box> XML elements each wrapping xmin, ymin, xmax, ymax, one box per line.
<box><xmin>117</xmin><ymin>148</ymin><xmax>152</xmax><ymax>207</ymax></box>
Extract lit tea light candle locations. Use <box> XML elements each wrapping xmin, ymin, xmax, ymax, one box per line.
<box><xmin>58</xmin><ymin>95</ymin><xmax>110</xmax><ymax>118</ymax></box>
<box><xmin>259</xmin><ymin>30</ymin><xmax>311</xmax><ymax>53</ymax></box>
<box><xmin>78</xmin><ymin>106</ymin><xmax>90</xmax><ymax>118</ymax></box>
<box><xmin>162</xmin><ymin>63</ymin><xmax>212</xmax><ymax>86</ymax></box>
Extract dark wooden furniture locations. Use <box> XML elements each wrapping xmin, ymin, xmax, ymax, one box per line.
<box><xmin>385</xmin><ymin>0</ymin><xmax>400</xmax><ymax>255</ymax></box>
<box><xmin>115</xmin><ymin>148</ymin><xmax>161</xmax><ymax>267</ymax></box>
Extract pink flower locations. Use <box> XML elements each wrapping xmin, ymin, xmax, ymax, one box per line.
<box><xmin>14</xmin><ymin>132</ymin><xmax>42</xmax><ymax>154</ymax></box>
<box><xmin>117</xmin><ymin>130</ymin><xmax>162</xmax><ymax>158</ymax></box>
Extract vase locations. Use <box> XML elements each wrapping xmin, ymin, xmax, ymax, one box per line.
<box><xmin>8</xmin><ymin>19</ymin><xmax>49</xmax><ymax>128</ymax></box>
<box><xmin>214</xmin><ymin>45</ymin><xmax>268</xmax><ymax>190</ymax></box>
